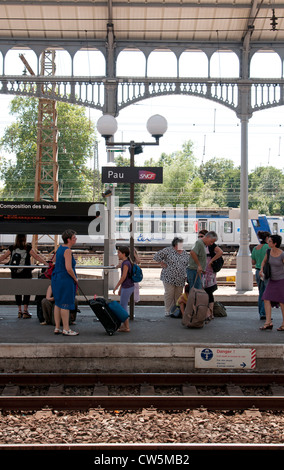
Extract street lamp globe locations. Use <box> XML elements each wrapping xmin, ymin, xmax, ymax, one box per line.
<box><xmin>97</xmin><ymin>114</ymin><xmax>118</xmax><ymax>139</ymax></box>
<box><xmin>146</xmin><ymin>114</ymin><xmax>168</xmax><ymax>140</ymax></box>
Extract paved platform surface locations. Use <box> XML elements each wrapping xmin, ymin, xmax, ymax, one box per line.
<box><xmin>1</xmin><ymin>303</ymin><xmax>283</xmax><ymax>373</ymax></box>
<box><xmin>0</xmin><ymin>303</ymin><xmax>283</xmax><ymax>345</ymax></box>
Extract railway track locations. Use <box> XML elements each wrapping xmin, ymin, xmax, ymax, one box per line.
<box><xmin>1</xmin><ymin>373</ymin><xmax>284</xmax><ymax>459</ymax></box>
<box><xmin>1</xmin><ymin>372</ymin><xmax>284</xmax><ymax>411</ymax></box>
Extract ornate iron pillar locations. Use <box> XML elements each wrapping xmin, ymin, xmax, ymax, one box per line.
<box><xmin>103</xmin><ymin>21</ymin><xmax>119</xmax><ymax>289</ymax></box>
<box><xmin>236</xmin><ymin>83</ymin><xmax>253</xmax><ymax>291</ymax></box>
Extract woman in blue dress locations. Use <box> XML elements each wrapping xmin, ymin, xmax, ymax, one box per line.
<box><xmin>51</xmin><ymin>229</ymin><xmax>79</xmax><ymax>336</ymax></box>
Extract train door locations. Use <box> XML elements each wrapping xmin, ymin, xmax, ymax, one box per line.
<box><xmin>208</xmin><ymin>219</ymin><xmax>218</xmax><ymax>234</ymax></box>
<box><xmin>222</xmin><ymin>220</ymin><xmax>234</xmax><ymax>242</ymax></box>
<box><xmin>198</xmin><ymin>219</ymin><xmax>207</xmax><ymax>232</ymax></box>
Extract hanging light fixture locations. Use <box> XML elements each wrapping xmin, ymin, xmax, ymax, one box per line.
<box><xmin>270</xmin><ymin>9</ymin><xmax>278</xmax><ymax>31</ymax></box>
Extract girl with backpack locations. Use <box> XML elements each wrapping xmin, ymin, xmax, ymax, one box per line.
<box><xmin>113</xmin><ymin>246</ymin><xmax>134</xmax><ymax>332</ymax></box>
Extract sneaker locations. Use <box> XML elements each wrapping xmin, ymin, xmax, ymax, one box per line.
<box><xmin>62</xmin><ymin>329</ymin><xmax>79</xmax><ymax>336</ymax></box>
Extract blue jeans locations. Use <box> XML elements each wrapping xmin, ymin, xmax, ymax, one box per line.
<box><xmin>187</xmin><ymin>268</ymin><xmax>203</xmax><ymax>289</ymax></box>
<box><xmin>255</xmin><ymin>269</ymin><xmax>268</xmax><ymax>318</ymax></box>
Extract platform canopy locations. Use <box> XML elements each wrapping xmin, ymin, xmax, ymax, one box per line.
<box><xmin>0</xmin><ymin>0</ymin><xmax>283</xmax><ymax>44</ymax></box>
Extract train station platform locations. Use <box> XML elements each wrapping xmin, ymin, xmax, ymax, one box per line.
<box><xmin>0</xmin><ymin>267</ymin><xmax>283</xmax><ymax>374</ymax></box>
<box><xmin>1</xmin><ymin>300</ymin><xmax>284</xmax><ymax>374</ymax></box>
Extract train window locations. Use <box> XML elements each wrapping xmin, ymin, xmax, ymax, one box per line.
<box><xmin>198</xmin><ymin>219</ymin><xmax>207</xmax><ymax>231</ymax></box>
<box><xmin>137</xmin><ymin>221</ymin><xmax>151</xmax><ymax>233</ymax></box>
<box><xmin>179</xmin><ymin>221</ymin><xmax>188</xmax><ymax>232</ymax></box>
<box><xmin>252</xmin><ymin>219</ymin><xmax>260</xmax><ymax>228</ymax></box>
<box><xmin>158</xmin><ymin>221</ymin><xmax>174</xmax><ymax>233</ymax></box>
<box><xmin>209</xmin><ymin>221</ymin><xmax>216</xmax><ymax>232</ymax></box>
<box><xmin>273</xmin><ymin>222</ymin><xmax>278</xmax><ymax>234</ymax></box>
<box><xmin>180</xmin><ymin>220</ymin><xmax>196</xmax><ymax>233</ymax></box>
<box><xmin>116</xmin><ymin>221</ymin><xmax>130</xmax><ymax>233</ymax></box>
<box><xmin>188</xmin><ymin>221</ymin><xmax>196</xmax><ymax>233</ymax></box>
<box><xmin>224</xmin><ymin>221</ymin><xmax>233</xmax><ymax>233</ymax></box>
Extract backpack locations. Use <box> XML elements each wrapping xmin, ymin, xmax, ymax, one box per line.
<box><xmin>131</xmin><ymin>263</ymin><xmax>143</xmax><ymax>283</ymax></box>
<box><xmin>9</xmin><ymin>247</ymin><xmax>29</xmax><ymax>275</ymax></box>
<box><xmin>211</xmin><ymin>256</ymin><xmax>224</xmax><ymax>273</ymax></box>
<box><xmin>182</xmin><ymin>277</ymin><xmax>209</xmax><ymax>329</ymax></box>
<box><xmin>208</xmin><ymin>244</ymin><xmax>224</xmax><ymax>272</ymax></box>
<box><xmin>213</xmin><ymin>301</ymin><xmax>227</xmax><ymax>317</ymax></box>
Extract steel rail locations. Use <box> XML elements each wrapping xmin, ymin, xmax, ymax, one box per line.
<box><xmin>1</xmin><ymin>395</ymin><xmax>284</xmax><ymax>411</ymax></box>
<box><xmin>1</xmin><ymin>372</ymin><xmax>284</xmax><ymax>386</ymax></box>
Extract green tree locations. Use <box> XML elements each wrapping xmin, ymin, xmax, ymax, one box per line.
<box><xmin>199</xmin><ymin>157</ymin><xmax>240</xmax><ymax>207</ymax></box>
<box><xmin>248</xmin><ymin>166</ymin><xmax>284</xmax><ymax>214</ymax></box>
<box><xmin>141</xmin><ymin>140</ymin><xmax>199</xmax><ymax>206</ymax></box>
<box><xmin>0</xmin><ymin>96</ymin><xmax>96</xmax><ymax>201</ymax></box>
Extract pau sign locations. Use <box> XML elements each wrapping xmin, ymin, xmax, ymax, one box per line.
<box><xmin>102</xmin><ymin>166</ymin><xmax>163</xmax><ymax>184</ymax></box>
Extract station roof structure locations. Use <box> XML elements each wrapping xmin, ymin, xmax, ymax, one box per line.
<box><xmin>0</xmin><ymin>0</ymin><xmax>283</xmax><ymax>46</ymax></box>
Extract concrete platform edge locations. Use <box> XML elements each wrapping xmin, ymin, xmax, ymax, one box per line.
<box><xmin>0</xmin><ymin>342</ymin><xmax>283</xmax><ymax>359</ymax></box>
<box><xmin>0</xmin><ymin>342</ymin><xmax>283</xmax><ymax>374</ymax></box>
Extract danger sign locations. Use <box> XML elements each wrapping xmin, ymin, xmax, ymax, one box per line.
<box><xmin>195</xmin><ymin>347</ymin><xmax>256</xmax><ymax>369</ymax></box>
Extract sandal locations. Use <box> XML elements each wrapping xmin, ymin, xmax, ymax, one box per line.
<box><xmin>23</xmin><ymin>311</ymin><xmax>32</xmax><ymax>319</ymax></box>
<box><xmin>62</xmin><ymin>329</ymin><xmax>79</xmax><ymax>336</ymax></box>
<box><xmin>54</xmin><ymin>328</ymin><xmax>62</xmax><ymax>334</ymax></box>
<box><xmin>260</xmin><ymin>322</ymin><xmax>273</xmax><ymax>330</ymax></box>
<box><xmin>18</xmin><ymin>311</ymin><xmax>22</xmax><ymax>318</ymax></box>
<box><xmin>277</xmin><ymin>326</ymin><xmax>284</xmax><ymax>331</ymax></box>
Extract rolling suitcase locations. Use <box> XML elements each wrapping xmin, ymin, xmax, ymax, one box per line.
<box><xmin>89</xmin><ymin>297</ymin><xmax>121</xmax><ymax>335</ymax></box>
<box><xmin>78</xmin><ymin>287</ymin><xmax>121</xmax><ymax>335</ymax></box>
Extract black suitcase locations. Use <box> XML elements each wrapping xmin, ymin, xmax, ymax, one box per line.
<box><xmin>78</xmin><ymin>286</ymin><xmax>121</xmax><ymax>335</ymax></box>
<box><xmin>89</xmin><ymin>297</ymin><xmax>121</xmax><ymax>335</ymax></box>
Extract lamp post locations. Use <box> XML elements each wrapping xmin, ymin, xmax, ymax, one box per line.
<box><xmin>97</xmin><ymin>113</ymin><xmax>167</xmax><ymax>318</ymax></box>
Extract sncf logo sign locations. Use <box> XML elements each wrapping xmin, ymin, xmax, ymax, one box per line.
<box><xmin>139</xmin><ymin>170</ymin><xmax>157</xmax><ymax>181</ymax></box>
<box><xmin>102</xmin><ymin>166</ymin><xmax>163</xmax><ymax>184</ymax></box>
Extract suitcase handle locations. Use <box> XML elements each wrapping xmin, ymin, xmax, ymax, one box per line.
<box><xmin>77</xmin><ymin>284</ymin><xmax>103</xmax><ymax>303</ymax></box>
<box><xmin>77</xmin><ymin>285</ymin><xmax>89</xmax><ymax>302</ymax></box>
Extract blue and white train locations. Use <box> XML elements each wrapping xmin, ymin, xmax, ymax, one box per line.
<box><xmin>0</xmin><ymin>207</ymin><xmax>283</xmax><ymax>251</ymax></box>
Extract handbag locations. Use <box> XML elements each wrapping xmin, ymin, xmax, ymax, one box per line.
<box><xmin>211</xmin><ymin>256</ymin><xmax>224</xmax><ymax>273</ymax></box>
<box><xmin>263</xmin><ymin>249</ymin><xmax>271</xmax><ymax>279</ymax></box>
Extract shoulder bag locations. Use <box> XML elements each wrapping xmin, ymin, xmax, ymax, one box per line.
<box><xmin>263</xmin><ymin>249</ymin><xmax>271</xmax><ymax>279</ymax></box>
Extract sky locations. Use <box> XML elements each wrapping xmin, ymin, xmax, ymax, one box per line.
<box><xmin>0</xmin><ymin>48</ymin><xmax>283</xmax><ymax>174</ymax></box>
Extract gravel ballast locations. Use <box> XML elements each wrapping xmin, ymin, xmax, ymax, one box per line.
<box><xmin>1</xmin><ymin>408</ymin><xmax>284</xmax><ymax>444</ymax></box>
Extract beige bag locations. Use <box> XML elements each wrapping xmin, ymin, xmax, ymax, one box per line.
<box><xmin>182</xmin><ymin>274</ymin><xmax>209</xmax><ymax>329</ymax></box>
